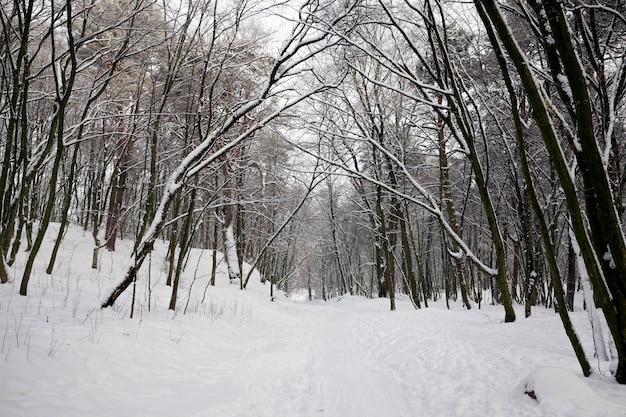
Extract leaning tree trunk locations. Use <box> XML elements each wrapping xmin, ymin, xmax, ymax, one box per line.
<box><xmin>566</xmin><ymin>239</ymin><xmax>577</xmax><ymax>312</ymax></box>
<box><xmin>20</xmin><ymin>122</ymin><xmax>65</xmax><ymax>295</ymax></box>
<box><xmin>475</xmin><ymin>0</ymin><xmax>595</xmax><ymax>378</ymax></box>
<box><xmin>509</xmin><ymin>63</ymin><xmax>591</xmax><ymax>376</ymax></box>
<box><xmin>476</xmin><ymin>0</ymin><xmax>626</xmax><ymax>383</ymax></box>
<box><xmin>20</xmin><ymin>5</ymin><xmax>78</xmax><ymax>294</ymax></box>
<box><xmin>447</xmin><ymin>105</ymin><xmax>515</xmax><ymax>322</ymax></box>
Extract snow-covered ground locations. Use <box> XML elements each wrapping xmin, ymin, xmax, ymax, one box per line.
<box><xmin>1</xmin><ymin>225</ymin><xmax>625</xmax><ymax>417</ymax></box>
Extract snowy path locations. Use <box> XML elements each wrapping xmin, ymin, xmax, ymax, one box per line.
<box><xmin>186</xmin><ymin>298</ymin><xmax>626</xmax><ymax>417</ymax></box>
<box><xmin>191</xmin><ymin>302</ymin><xmax>410</xmax><ymax>417</ymax></box>
<box><xmin>3</xmin><ymin>289</ymin><xmax>626</xmax><ymax>417</ymax></box>
<box><xmin>188</xmin><ymin>303</ymin><xmax>400</xmax><ymax>417</ymax></box>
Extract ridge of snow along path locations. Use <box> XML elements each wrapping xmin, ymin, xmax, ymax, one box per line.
<box><xmin>0</xmin><ymin>227</ymin><xmax>625</xmax><ymax>416</ymax></box>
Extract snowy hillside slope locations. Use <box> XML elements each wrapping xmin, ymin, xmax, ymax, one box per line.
<box><xmin>1</xmin><ymin>224</ymin><xmax>625</xmax><ymax>417</ymax></box>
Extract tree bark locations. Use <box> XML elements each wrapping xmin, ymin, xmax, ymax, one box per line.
<box><xmin>566</xmin><ymin>239</ymin><xmax>577</xmax><ymax>312</ymax></box>
<box><xmin>437</xmin><ymin>101</ymin><xmax>471</xmax><ymax>309</ymax></box>
<box><xmin>46</xmin><ymin>144</ymin><xmax>79</xmax><ymax>274</ymax></box>
<box><xmin>222</xmin><ymin>162</ymin><xmax>241</xmax><ymax>287</ymax></box>
<box><xmin>104</xmin><ymin>134</ymin><xmax>133</xmax><ymax>252</ymax></box>
<box><xmin>169</xmin><ymin>190</ymin><xmax>196</xmax><ymax>310</ymax></box>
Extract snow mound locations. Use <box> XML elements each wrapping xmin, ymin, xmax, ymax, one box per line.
<box><xmin>519</xmin><ymin>367</ymin><xmax>625</xmax><ymax>416</ymax></box>
<box><xmin>520</xmin><ymin>367</ymin><xmax>600</xmax><ymax>402</ymax></box>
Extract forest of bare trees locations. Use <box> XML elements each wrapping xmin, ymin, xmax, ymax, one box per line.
<box><xmin>1</xmin><ymin>0</ymin><xmax>626</xmax><ymax>383</ymax></box>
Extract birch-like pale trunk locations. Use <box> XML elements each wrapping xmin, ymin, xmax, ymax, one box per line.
<box><xmin>223</xmin><ymin>223</ymin><xmax>241</xmax><ymax>286</ymax></box>
<box><xmin>571</xmin><ymin>229</ymin><xmax>610</xmax><ymax>363</ymax></box>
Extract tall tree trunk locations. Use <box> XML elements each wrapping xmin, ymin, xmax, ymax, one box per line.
<box><xmin>479</xmin><ymin>5</ymin><xmax>591</xmax><ymax>375</ymax></box>
<box><xmin>399</xmin><ymin>202</ymin><xmax>420</xmax><ymax>309</ymax></box>
<box><xmin>136</xmin><ymin>112</ymin><xmax>159</xmax><ymax>251</ymax></box>
<box><xmin>222</xmin><ymin>163</ymin><xmax>241</xmax><ymax>286</ymax></box>
<box><xmin>169</xmin><ymin>190</ymin><xmax>196</xmax><ymax>310</ymax></box>
<box><xmin>210</xmin><ymin>212</ymin><xmax>219</xmax><ymax>287</ymax></box>
<box><xmin>235</xmin><ymin>172</ymin><xmax>246</xmax><ymax>287</ymax></box>
<box><xmin>0</xmin><ymin>0</ymin><xmax>35</xmax><ymax>285</ymax></box>
<box><xmin>104</xmin><ymin>135</ymin><xmax>133</xmax><ymax>251</ymax></box>
<box><xmin>566</xmin><ymin>238</ymin><xmax>577</xmax><ymax>312</ymax></box>
<box><xmin>166</xmin><ymin>190</ymin><xmax>182</xmax><ymax>287</ymax></box>
<box><xmin>375</xmin><ymin>182</ymin><xmax>388</xmax><ymax>299</ymax></box>
<box><xmin>511</xmin><ymin>232</ymin><xmax>521</xmax><ymax>304</ymax></box>
<box><xmin>20</xmin><ymin>127</ymin><xmax>65</xmax><ymax>295</ymax></box>
<box><xmin>328</xmin><ymin>181</ymin><xmax>349</xmax><ymax>295</ymax></box>
<box><xmin>520</xmin><ymin>189</ymin><xmax>537</xmax><ymax>318</ymax></box>
<box><xmin>46</xmin><ymin>144</ymin><xmax>79</xmax><ymax>274</ymax></box>
<box><xmin>438</xmin><ymin>103</ymin><xmax>471</xmax><ymax>309</ymax></box>
<box><xmin>476</xmin><ymin>0</ymin><xmax>626</xmax><ymax>382</ymax></box>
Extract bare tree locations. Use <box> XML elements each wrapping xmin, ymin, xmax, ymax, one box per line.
<box><xmin>474</xmin><ymin>0</ymin><xmax>626</xmax><ymax>383</ymax></box>
<box><xmin>101</xmin><ymin>0</ymin><xmax>357</xmax><ymax>308</ymax></box>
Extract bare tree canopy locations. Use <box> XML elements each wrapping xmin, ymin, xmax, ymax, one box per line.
<box><xmin>2</xmin><ymin>0</ymin><xmax>626</xmax><ymax>384</ymax></box>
